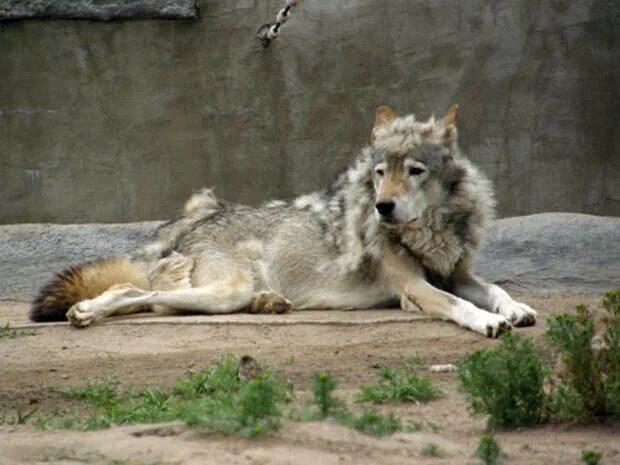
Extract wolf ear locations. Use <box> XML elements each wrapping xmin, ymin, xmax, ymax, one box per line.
<box><xmin>442</xmin><ymin>104</ymin><xmax>458</xmax><ymax>145</ymax></box>
<box><xmin>371</xmin><ymin>105</ymin><xmax>397</xmax><ymax>142</ymax></box>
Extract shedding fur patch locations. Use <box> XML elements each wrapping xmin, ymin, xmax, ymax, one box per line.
<box><xmin>30</xmin><ymin>259</ymin><xmax>148</xmax><ymax>322</ymax></box>
<box><xmin>148</xmin><ymin>251</ymin><xmax>194</xmax><ymax>291</ymax></box>
<box><xmin>183</xmin><ymin>188</ymin><xmax>218</xmax><ymax>219</ymax></box>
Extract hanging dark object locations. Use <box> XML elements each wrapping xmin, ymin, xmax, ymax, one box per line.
<box><xmin>257</xmin><ymin>0</ymin><xmax>299</xmax><ymax>49</ymax></box>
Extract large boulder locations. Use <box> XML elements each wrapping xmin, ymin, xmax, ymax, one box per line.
<box><xmin>475</xmin><ymin>213</ymin><xmax>619</xmax><ymax>293</ymax></box>
<box><xmin>0</xmin><ymin>213</ymin><xmax>617</xmax><ymax>301</ymax></box>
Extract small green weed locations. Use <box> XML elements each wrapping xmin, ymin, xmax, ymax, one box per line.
<box><xmin>457</xmin><ymin>332</ymin><xmax>547</xmax><ymax>428</ymax></box>
<box><xmin>312</xmin><ymin>371</ymin><xmax>342</xmax><ymax>418</ymax></box>
<box><xmin>421</xmin><ymin>442</ymin><xmax>441</xmax><ymax>457</ymax></box>
<box><xmin>358</xmin><ymin>366</ymin><xmax>442</xmax><ymax>404</ymax></box>
<box><xmin>547</xmin><ymin>290</ymin><xmax>620</xmax><ymax>421</ymax></box>
<box><xmin>63</xmin><ymin>376</ymin><xmax>121</xmax><ymax>407</ymax></box>
<box><xmin>0</xmin><ymin>323</ymin><xmax>37</xmax><ymax>340</ymax></box>
<box><xmin>581</xmin><ymin>449</ymin><xmax>602</xmax><ymax>465</ymax></box>
<box><xmin>298</xmin><ymin>370</ymin><xmax>417</xmax><ymax>436</ymax></box>
<box><xmin>473</xmin><ymin>435</ymin><xmax>502</xmax><ymax>465</ymax></box>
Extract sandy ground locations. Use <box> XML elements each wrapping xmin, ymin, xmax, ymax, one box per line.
<box><xmin>1</xmin><ymin>291</ymin><xmax>618</xmax><ymax>465</ymax></box>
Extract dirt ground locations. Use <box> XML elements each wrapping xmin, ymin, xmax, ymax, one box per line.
<box><xmin>1</xmin><ymin>291</ymin><xmax>618</xmax><ymax>465</ymax></box>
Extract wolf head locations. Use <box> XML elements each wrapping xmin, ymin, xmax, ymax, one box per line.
<box><xmin>369</xmin><ymin>105</ymin><xmax>463</xmax><ymax>225</ymax></box>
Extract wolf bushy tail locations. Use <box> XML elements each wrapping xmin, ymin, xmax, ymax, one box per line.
<box><xmin>30</xmin><ymin>259</ymin><xmax>148</xmax><ymax>322</ymax></box>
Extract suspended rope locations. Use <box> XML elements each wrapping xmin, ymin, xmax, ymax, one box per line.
<box><xmin>257</xmin><ymin>0</ymin><xmax>299</xmax><ymax>49</ymax></box>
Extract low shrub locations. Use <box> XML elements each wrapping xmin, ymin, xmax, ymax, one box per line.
<box><xmin>547</xmin><ymin>290</ymin><xmax>620</xmax><ymax>421</ymax></box>
<box><xmin>457</xmin><ymin>332</ymin><xmax>547</xmax><ymax>428</ymax></box>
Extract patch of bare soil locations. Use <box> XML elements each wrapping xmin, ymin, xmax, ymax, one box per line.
<box><xmin>1</xmin><ymin>291</ymin><xmax>618</xmax><ymax>465</ymax></box>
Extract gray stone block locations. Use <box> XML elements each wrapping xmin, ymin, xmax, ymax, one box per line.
<box><xmin>0</xmin><ymin>214</ymin><xmax>617</xmax><ymax>301</ymax></box>
<box><xmin>0</xmin><ymin>222</ymin><xmax>160</xmax><ymax>299</ymax></box>
<box><xmin>0</xmin><ymin>0</ymin><xmax>198</xmax><ymax>20</ymax></box>
<box><xmin>474</xmin><ymin>213</ymin><xmax>620</xmax><ymax>293</ymax></box>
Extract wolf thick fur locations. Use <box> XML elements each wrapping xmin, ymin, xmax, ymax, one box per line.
<box><xmin>31</xmin><ymin>105</ymin><xmax>536</xmax><ymax>337</ymax></box>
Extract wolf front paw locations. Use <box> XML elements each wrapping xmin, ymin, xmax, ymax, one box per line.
<box><xmin>66</xmin><ymin>303</ymin><xmax>96</xmax><ymax>328</ymax></box>
<box><xmin>498</xmin><ymin>301</ymin><xmax>537</xmax><ymax>327</ymax></box>
<box><xmin>485</xmin><ymin>316</ymin><xmax>512</xmax><ymax>338</ymax></box>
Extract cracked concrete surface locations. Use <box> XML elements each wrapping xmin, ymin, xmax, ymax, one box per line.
<box><xmin>0</xmin><ymin>0</ymin><xmax>618</xmax><ymax>223</ymax></box>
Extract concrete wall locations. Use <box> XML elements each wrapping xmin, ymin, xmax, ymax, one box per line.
<box><xmin>1</xmin><ymin>0</ymin><xmax>618</xmax><ymax>223</ymax></box>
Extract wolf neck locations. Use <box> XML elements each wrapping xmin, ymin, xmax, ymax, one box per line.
<box><xmin>392</xmin><ymin>157</ymin><xmax>495</xmax><ymax>277</ymax></box>
<box><xmin>293</xmin><ymin>147</ymin><xmax>383</xmax><ymax>273</ymax></box>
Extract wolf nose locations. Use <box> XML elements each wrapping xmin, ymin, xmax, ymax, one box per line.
<box><xmin>375</xmin><ymin>200</ymin><xmax>395</xmax><ymax>216</ymax></box>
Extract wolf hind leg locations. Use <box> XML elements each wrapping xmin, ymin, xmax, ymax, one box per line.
<box><xmin>248</xmin><ymin>291</ymin><xmax>292</xmax><ymax>314</ymax></box>
<box><xmin>66</xmin><ymin>274</ymin><xmax>255</xmax><ymax>328</ymax></box>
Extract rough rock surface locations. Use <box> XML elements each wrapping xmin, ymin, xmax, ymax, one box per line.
<box><xmin>0</xmin><ymin>0</ymin><xmax>198</xmax><ymax>20</ymax></box>
<box><xmin>475</xmin><ymin>213</ymin><xmax>619</xmax><ymax>292</ymax></box>
<box><xmin>0</xmin><ymin>213</ymin><xmax>617</xmax><ymax>301</ymax></box>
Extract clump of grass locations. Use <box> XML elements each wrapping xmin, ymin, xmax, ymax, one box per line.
<box><xmin>35</xmin><ymin>355</ymin><xmax>289</xmax><ymax>438</ymax></box>
<box><xmin>473</xmin><ymin>435</ymin><xmax>503</xmax><ymax>465</ymax></box>
<box><xmin>63</xmin><ymin>376</ymin><xmax>121</xmax><ymax>407</ymax></box>
<box><xmin>299</xmin><ymin>370</ymin><xmax>415</xmax><ymax>436</ymax></box>
<box><xmin>581</xmin><ymin>449</ymin><xmax>602</xmax><ymax>465</ymax></box>
<box><xmin>458</xmin><ymin>332</ymin><xmax>547</xmax><ymax>428</ymax></box>
<box><xmin>547</xmin><ymin>290</ymin><xmax>620</xmax><ymax>421</ymax></box>
<box><xmin>358</xmin><ymin>367</ymin><xmax>442</xmax><ymax>404</ymax></box>
<box><xmin>421</xmin><ymin>442</ymin><xmax>441</xmax><ymax>457</ymax></box>
<box><xmin>343</xmin><ymin>409</ymin><xmax>402</xmax><ymax>436</ymax></box>
<box><xmin>18</xmin><ymin>359</ymin><xmax>426</xmax><ymax>439</ymax></box>
<box><xmin>0</xmin><ymin>323</ymin><xmax>37</xmax><ymax>340</ymax></box>
<box><xmin>0</xmin><ymin>408</ymin><xmax>38</xmax><ymax>426</ymax></box>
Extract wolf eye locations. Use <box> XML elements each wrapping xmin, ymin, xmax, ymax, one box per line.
<box><xmin>375</xmin><ymin>168</ymin><xmax>384</xmax><ymax>177</ymax></box>
<box><xmin>408</xmin><ymin>167</ymin><xmax>425</xmax><ymax>176</ymax></box>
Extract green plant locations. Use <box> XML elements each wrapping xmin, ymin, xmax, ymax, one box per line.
<box><xmin>0</xmin><ymin>323</ymin><xmax>37</xmax><ymax>340</ymax></box>
<box><xmin>312</xmin><ymin>371</ymin><xmax>341</xmax><ymax>417</ymax></box>
<box><xmin>581</xmin><ymin>449</ymin><xmax>602</xmax><ymax>465</ymax></box>
<box><xmin>298</xmin><ymin>371</ymin><xmax>417</xmax><ymax>436</ymax></box>
<box><xmin>63</xmin><ymin>376</ymin><xmax>121</xmax><ymax>407</ymax></box>
<box><xmin>344</xmin><ymin>408</ymin><xmax>402</xmax><ymax>436</ymax></box>
<box><xmin>421</xmin><ymin>442</ymin><xmax>441</xmax><ymax>457</ymax></box>
<box><xmin>457</xmin><ymin>332</ymin><xmax>547</xmax><ymax>428</ymax></box>
<box><xmin>474</xmin><ymin>435</ymin><xmax>502</xmax><ymax>465</ymax></box>
<box><xmin>358</xmin><ymin>367</ymin><xmax>441</xmax><ymax>404</ymax></box>
<box><xmin>32</xmin><ymin>355</ymin><xmax>289</xmax><ymax>438</ymax></box>
<box><xmin>547</xmin><ymin>290</ymin><xmax>620</xmax><ymax>420</ymax></box>
<box><xmin>237</xmin><ymin>378</ymin><xmax>281</xmax><ymax>437</ymax></box>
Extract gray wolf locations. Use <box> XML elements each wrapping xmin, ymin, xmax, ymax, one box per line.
<box><xmin>30</xmin><ymin>105</ymin><xmax>536</xmax><ymax>337</ymax></box>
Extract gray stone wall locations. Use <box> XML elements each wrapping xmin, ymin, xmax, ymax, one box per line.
<box><xmin>0</xmin><ymin>0</ymin><xmax>618</xmax><ymax>223</ymax></box>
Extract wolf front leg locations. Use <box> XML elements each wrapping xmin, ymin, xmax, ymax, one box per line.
<box><xmin>451</xmin><ymin>262</ymin><xmax>537</xmax><ymax>326</ymax></box>
<box><xmin>381</xmin><ymin>244</ymin><xmax>511</xmax><ymax>338</ymax></box>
